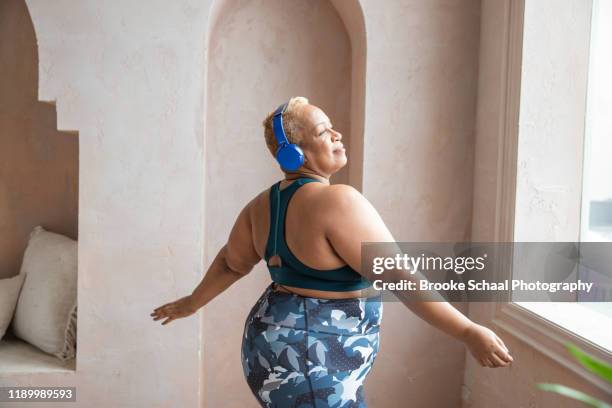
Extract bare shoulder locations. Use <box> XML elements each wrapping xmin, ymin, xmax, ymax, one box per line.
<box><xmin>319</xmin><ymin>183</ymin><xmax>369</xmax><ymax>210</ymax></box>
<box><xmin>319</xmin><ymin>183</ymin><xmax>395</xmax><ymax>271</ymax></box>
<box><xmin>247</xmin><ymin>186</ymin><xmax>272</xmax><ymax>214</ymax></box>
<box><xmin>313</xmin><ymin>183</ymin><xmax>380</xmax><ymax>229</ymax></box>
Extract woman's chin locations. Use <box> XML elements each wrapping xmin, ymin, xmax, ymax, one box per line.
<box><xmin>335</xmin><ymin>155</ymin><xmax>348</xmax><ymax>170</ymax></box>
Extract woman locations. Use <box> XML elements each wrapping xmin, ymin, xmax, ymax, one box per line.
<box><xmin>151</xmin><ymin>96</ymin><xmax>514</xmax><ymax>407</ymax></box>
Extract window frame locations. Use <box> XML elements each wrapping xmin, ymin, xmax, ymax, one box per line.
<box><xmin>482</xmin><ymin>0</ymin><xmax>611</xmax><ymax>394</ymax></box>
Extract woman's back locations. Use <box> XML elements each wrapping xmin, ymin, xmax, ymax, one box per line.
<box><xmin>252</xmin><ymin>179</ymin><xmax>344</xmax><ymax>269</ymax></box>
<box><xmin>250</xmin><ymin>178</ymin><xmax>371</xmax><ymax>298</ymax></box>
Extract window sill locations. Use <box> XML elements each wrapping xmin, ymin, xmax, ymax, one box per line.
<box><xmin>492</xmin><ymin>302</ymin><xmax>611</xmax><ymax>394</ymax></box>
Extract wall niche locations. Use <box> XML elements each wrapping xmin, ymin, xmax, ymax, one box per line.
<box><xmin>0</xmin><ymin>0</ymin><xmax>78</xmax><ymax>374</ymax></box>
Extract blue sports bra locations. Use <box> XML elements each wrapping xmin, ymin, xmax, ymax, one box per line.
<box><xmin>264</xmin><ymin>177</ymin><xmax>372</xmax><ymax>291</ymax></box>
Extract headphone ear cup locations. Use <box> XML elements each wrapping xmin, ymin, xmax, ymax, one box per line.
<box><xmin>276</xmin><ymin>143</ymin><xmax>304</xmax><ymax>171</ymax></box>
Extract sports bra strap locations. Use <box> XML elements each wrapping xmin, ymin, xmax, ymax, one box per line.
<box><xmin>268</xmin><ymin>177</ymin><xmax>319</xmax><ymax>263</ymax></box>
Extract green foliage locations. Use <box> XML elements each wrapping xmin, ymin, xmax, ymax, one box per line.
<box><xmin>566</xmin><ymin>343</ymin><xmax>612</xmax><ymax>383</ymax></box>
<box><xmin>536</xmin><ymin>383</ymin><xmax>611</xmax><ymax>408</ymax></box>
<box><xmin>536</xmin><ymin>343</ymin><xmax>612</xmax><ymax>408</ymax></box>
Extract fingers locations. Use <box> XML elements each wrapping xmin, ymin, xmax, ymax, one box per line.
<box><xmin>151</xmin><ymin>297</ymin><xmax>197</xmax><ymax>326</ymax></box>
<box><xmin>477</xmin><ymin>350</ymin><xmax>512</xmax><ymax>368</ymax></box>
<box><xmin>152</xmin><ymin>302</ymin><xmax>172</xmax><ymax>314</ymax></box>
<box><xmin>495</xmin><ymin>336</ymin><xmax>509</xmax><ymax>353</ymax></box>
<box><xmin>153</xmin><ymin>312</ymin><xmax>168</xmax><ymax>321</ymax></box>
<box><xmin>480</xmin><ymin>349</ymin><xmax>512</xmax><ymax>368</ymax></box>
<box><xmin>489</xmin><ymin>352</ymin><xmax>509</xmax><ymax>367</ymax></box>
<box><xmin>151</xmin><ymin>304</ymin><xmax>173</xmax><ymax>321</ymax></box>
<box><xmin>494</xmin><ymin>347</ymin><xmax>513</xmax><ymax>363</ymax></box>
<box><xmin>151</xmin><ymin>306</ymin><xmax>168</xmax><ymax>317</ymax></box>
<box><xmin>151</xmin><ymin>302</ymin><xmax>184</xmax><ymax>325</ymax></box>
<box><xmin>151</xmin><ymin>306</ymin><xmax>167</xmax><ymax>318</ymax></box>
<box><xmin>494</xmin><ymin>337</ymin><xmax>513</xmax><ymax>363</ymax></box>
<box><xmin>481</xmin><ymin>356</ymin><xmax>499</xmax><ymax>368</ymax></box>
<box><xmin>481</xmin><ymin>357</ymin><xmax>494</xmax><ymax>368</ymax></box>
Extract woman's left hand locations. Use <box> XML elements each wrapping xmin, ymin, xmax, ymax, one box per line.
<box><xmin>461</xmin><ymin>322</ymin><xmax>514</xmax><ymax>368</ymax></box>
<box><xmin>150</xmin><ymin>295</ymin><xmax>198</xmax><ymax>326</ymax></box>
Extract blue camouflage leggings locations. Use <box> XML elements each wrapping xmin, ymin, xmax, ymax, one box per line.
<box><xmin>241</xmin><ymin>282</ymin><xmax>383</xmax><ymax>408</ymax></box>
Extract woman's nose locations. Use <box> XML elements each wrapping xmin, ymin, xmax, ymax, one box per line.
<box><xmin>333</xmin><ymin>129</ymin><xmax>342</xmax><ymax>141</ymax></box>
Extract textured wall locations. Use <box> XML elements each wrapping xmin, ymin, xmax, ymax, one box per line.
<box><xmin>360</xmin><ymin>1</ymin><xmax>480</xmax><ymax>407</ymax></box>
<box><xmin>0</xmin><ymin>0</ymin><xmax>78</xmax><ymax>280</ymax></box>
<box><xmin>0</xmin><ymin>1</ymin><xmax>211</xmax><ymax>407</ymax></box>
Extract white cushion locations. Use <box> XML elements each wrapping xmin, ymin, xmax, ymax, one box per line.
<box><xmin>11</xmin><ymin>225</ymin><xmax>77</xmax><ymax>361</ymax></box>
<box><xmin>0</xmin><ymin>273</ymin><xmax>26</xmax><ymax>340</ymax></box>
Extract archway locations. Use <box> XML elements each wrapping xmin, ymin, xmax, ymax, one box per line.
<box><xmin>202</xmin><ymin>0</ymin><xmax>366</xmax><ymax>405</ymax></box>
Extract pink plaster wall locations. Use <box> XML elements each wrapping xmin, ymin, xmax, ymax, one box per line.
<box><xmin>0</xmin><ymin>0</ymin><xmax>78</xmax><ymax>280</ymax></box>
<box><xmin>360</xmin><ymin>1</ymin><xmax>481</xmax><ymax>407</ymax></box>
<box><xmin>1</xmin><ymin>1</ymin><xmax>210</xmax><ymax>407</ymax></box>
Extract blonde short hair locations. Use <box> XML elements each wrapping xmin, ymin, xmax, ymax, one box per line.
<box><xmin>262</xmin><ymin>96</ymin><xmax>309</xmax><ymax>158</ymax></box>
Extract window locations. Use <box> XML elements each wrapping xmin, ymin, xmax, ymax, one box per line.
<box><xmin>513</xmin><ymin>0</ymin><xmax>612</xmax><ymax>352</ymax></box>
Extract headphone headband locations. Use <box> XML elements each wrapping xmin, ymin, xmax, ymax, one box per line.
<box><xmin>272</xmin><ymin>102</ymin><xmax>289</xmax><ymax>146</ymax></box>
<box><xmin>271</xmin><ymin>101</ymin><xmax>304</xmax><ymax>171</ymax></box>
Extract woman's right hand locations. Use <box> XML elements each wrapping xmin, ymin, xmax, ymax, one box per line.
<box><xmin>150</xmin><ymin>295</ymin><xmax>198</xmax><ymax>326</ymax></box>
<box><xmin>461</xmin><ymin>322</ymin><xmax>514</xmax><ymax>368</ymax></box>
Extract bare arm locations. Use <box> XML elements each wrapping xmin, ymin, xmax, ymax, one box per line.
<box><xmin>189</xmin><ymin>201</ymin><xmax>261</xmax><ymax>310</ymax></box>
<box><xmin>323</xmin><ymin>185</ymin><xmax>513</xmax><ymax>368</ymax></box>
<box><xmin>323</xmin><ymin>185</ymin><xmax>472</xmax><ymax>338</ymax></box>
<box><xmin>151</xmin><ymin>198</ymin><xmax>261</xmax><ymax>324</ymax></box>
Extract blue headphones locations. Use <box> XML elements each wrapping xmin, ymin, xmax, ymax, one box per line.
<box><xmin>272</xmin><ymin>102</ymin><xmax>305</xmax><ymax>171</ymax></box>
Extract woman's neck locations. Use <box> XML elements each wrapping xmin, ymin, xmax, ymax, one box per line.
<box><xmin>284</xmin><ymin>170</ymin><xmax>330</xmax><ymax>185</ymax></box>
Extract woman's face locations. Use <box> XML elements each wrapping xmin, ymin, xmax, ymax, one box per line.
<box><xmin>297</xmin><ymin>104</ymin><xmax>347</xmax><ymax>176</ymax></box>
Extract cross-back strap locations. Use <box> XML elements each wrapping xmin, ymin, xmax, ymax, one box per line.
<box><xmin>267</xmin><ymin>178</ymin><xmax>319</xmax><ymax>263</ymax></box>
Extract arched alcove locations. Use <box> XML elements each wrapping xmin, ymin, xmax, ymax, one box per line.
<box><xmin>0</xmin><ymin>0</ymin><xmax>78</xmax><ymax>278</ymax></box>
<box><xmin>0</xmin><ymin>0</ymin><xmax>78</xmax><ymax>372</ymax></box>
<box><xmin>202</xmin><ymin>0</ymin><xmax>366</xmax><ymax>405</ymax></box>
